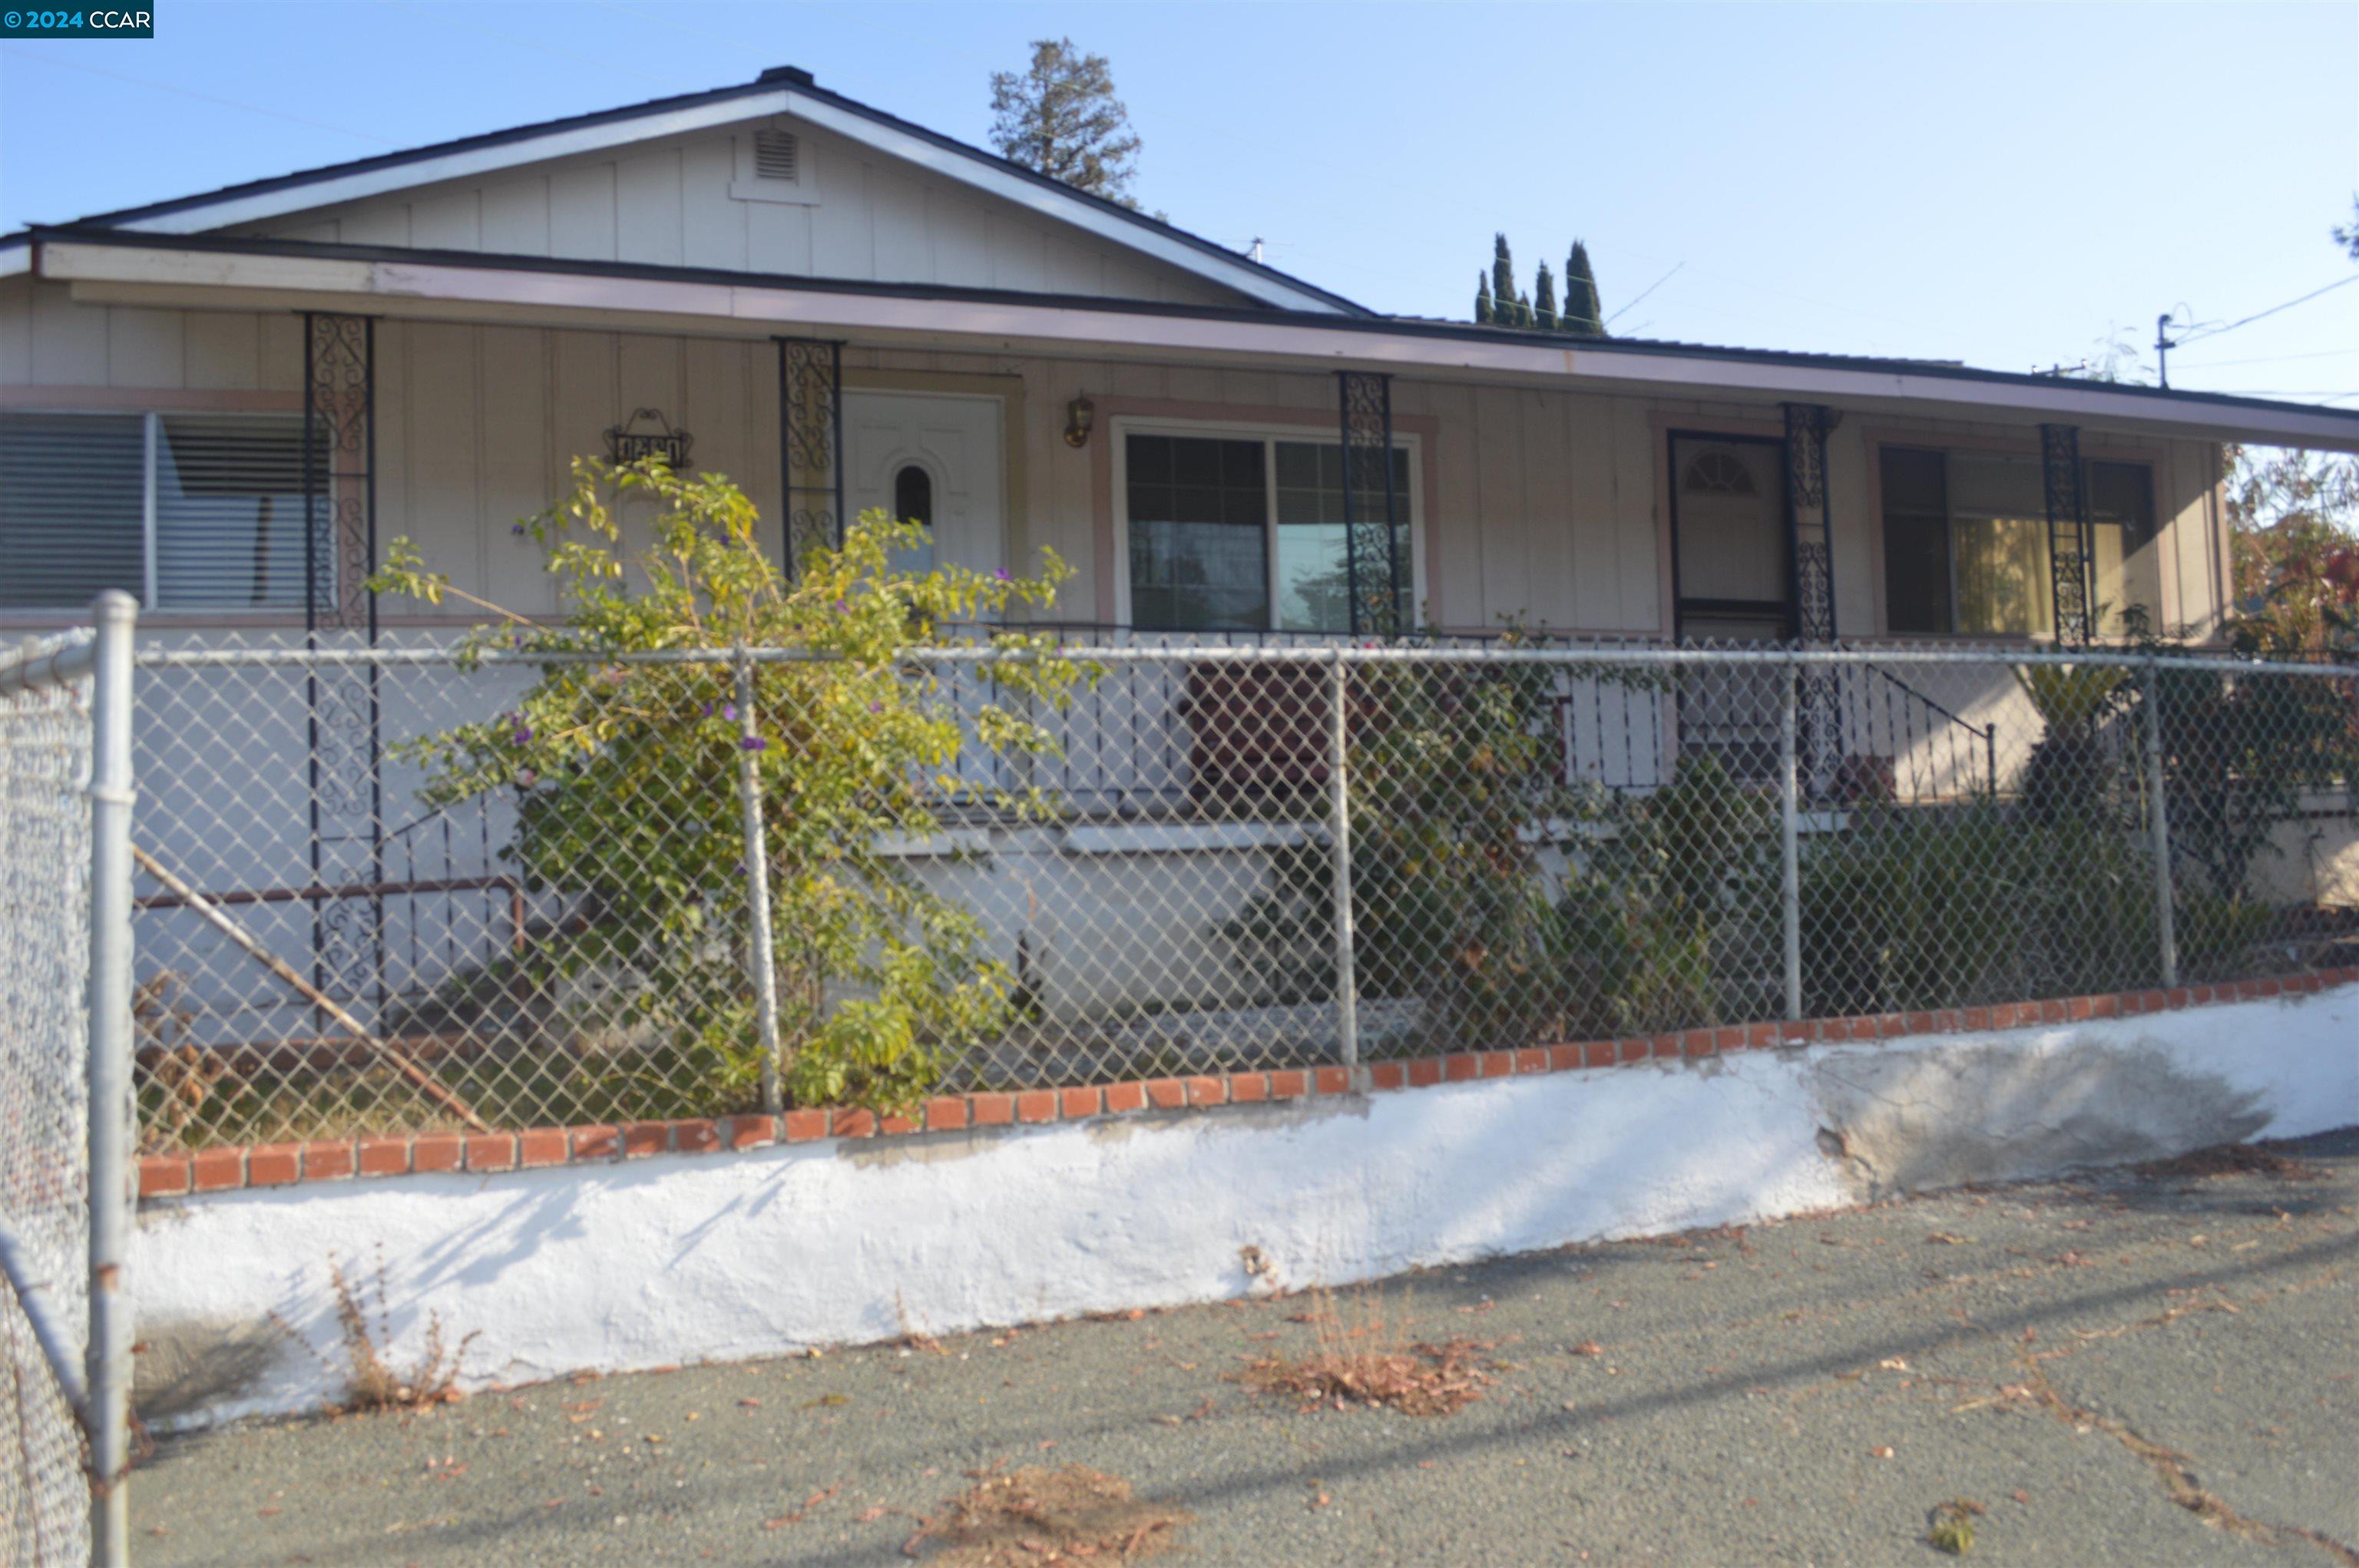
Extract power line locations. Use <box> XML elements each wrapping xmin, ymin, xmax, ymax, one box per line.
<box><xmin>2174</xmin><ymin>274</ymin><xmax>2359</xmax><ymax>349</ymax></box>
<box><xmin>2</xmin><ymin>47</ymin><xmax>390</xmax><ymax>144</ymax></box>
<box><xmin>2169</xmin><ymin>346</ymin><xmax>2357</xmax><ymax>371</ymax></box>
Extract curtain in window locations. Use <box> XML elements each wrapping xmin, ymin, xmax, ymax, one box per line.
<box><xmin>1947</xmin><ymin>455</ymin><xmax>2053</xmax><ymax>637</ymax></box>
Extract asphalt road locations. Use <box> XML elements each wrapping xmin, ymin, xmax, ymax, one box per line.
<box><xmin>131</xmin><ymin>1130</ymin><xmax>2359</xmax><ymax>1565</ymax></box>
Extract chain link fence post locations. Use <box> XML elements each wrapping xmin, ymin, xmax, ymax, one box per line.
<box><xmin>1326</xmin><ymin>651</ymin><xmax>1359</xmax><ymax>1071</ymax></box>
<box><xmin>733</xmin><ymin>650</ymin><xmax>785</xmax><ymax>1115</ymax></box>
<box><xmin>2140</xmin><ymin>656</ymin><xmax>2179</xmax><ymax>990</ymax></box>
<box><xmin>1779</xmin><ymin>655</ymin><xmax>1804</xmax><ymax>1023</ymax></box>
<box><xmin>84</xmin><ymin>590</ymin><xmax>137</xmax><ymax>1568</ymax></box>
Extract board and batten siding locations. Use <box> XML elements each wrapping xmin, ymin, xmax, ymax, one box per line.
<box><xmin>226</xmin><ymin>119</ymin><xmax>1249</xmax><ymax>309</ymax></box>
<box><xmin>2</xmin><ymin>286</ymin><xmax>2227</xmax><ymax>639</ymax></box>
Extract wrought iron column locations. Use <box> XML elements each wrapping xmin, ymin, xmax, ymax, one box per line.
<box><xmin>2041</xmin><ymin>423</ymin><xmax>2094</xmax><ymax>645</ymax></box>
<box><xmin>1337</xmin><ymin>370</ymin><xmax>1402</xmax><ymax>637</ymax></box>
<box><xmin>776</xmin><ymin>338</ymin><xmax>846</xmax><ymax>574</ymax></box>
<box><xmin>301</xmin><ymin>313</ymin><xmax>384</xmax><ymax>1017</ymax></box>
<box><xmin>1782</xmin><ymin>402</ymin><xmax>1841</xmax><ymax>796</ymax></box>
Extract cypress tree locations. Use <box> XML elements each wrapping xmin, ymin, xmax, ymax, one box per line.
<box><xmin>1564</xmin><ymin>240</ymin><xmax>1604</xmax><ymax>335</ymax></box>
<box><xmin>1475</xmin><ymin>273</ymin><xmax>1494</xmax><ymax>325</ymax></box>
<box><xmin>1534</xmin><ymin>261</ymin><xmax>1559</xmax><ymax>332</ymax></box>
<box><xmin>1491</xmin><ymin>234</ymin><xmax>1517</xmax><ymax>319</ymax></box>
<box><xmin>1514</xmin><ymin>290</ymin><xmax>1534</xmax><ymax>329</ymax></box>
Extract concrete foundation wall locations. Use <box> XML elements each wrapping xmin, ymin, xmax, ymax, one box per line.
<box><xmin>131</xmin><ymin>984</ymin><xmax>2358</xmax><ymax>1430</ymax></box>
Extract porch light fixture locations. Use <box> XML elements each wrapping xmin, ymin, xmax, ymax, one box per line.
<box><xmin>604</xmin><ymin>407</ymin><xmax>695</xmax><ymax>471</ymax></box>
<box><xmin>1063</xmin><ymin>395</ymin><xmax>1095</xmax><ymax>449</ymax></box>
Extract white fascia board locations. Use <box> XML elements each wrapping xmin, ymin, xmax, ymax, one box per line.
<box><xmin>98</xmin><ymin>88</ymin><xmax>1340</xmax><ymax>316</ymax></box>
<box><xmin>38</xmin><ymin>242</ymin><xmax>2359</xmax><ymax>451</ymax></box>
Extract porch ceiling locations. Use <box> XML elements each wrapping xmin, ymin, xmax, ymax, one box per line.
<box><xmin>25</xmin><ymin>230</ymin><xmax>2359</xmax><ymax>453</ymax></box>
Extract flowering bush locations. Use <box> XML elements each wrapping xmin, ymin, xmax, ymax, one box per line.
<box><xmin>372</xmin><ymin>457</ymin><xmax>1090</xmax><ymax>1116</ymax></box>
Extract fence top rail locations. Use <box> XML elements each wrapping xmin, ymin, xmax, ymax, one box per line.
<box><xmin>127</xmin><ymin>638</ymin><xmax>2359</xmax><ymax>682</ymax></box>
<box><xmin>0</xmin><ymin>626</ymin><xmax>96</xmax><ymax>695</ymax></box>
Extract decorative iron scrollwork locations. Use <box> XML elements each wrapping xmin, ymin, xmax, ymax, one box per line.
<box><xmin>1782</xmin><ymin>402</ymin><xmax>1840</xmax><ymax>645</ymax></box>
<box><xmin>776</xmin><ymin>338</ymin><xmax>845</xmax><ymax>574</ymax></box>
<box><xmin>1337</xmin><ymin>370</ymin><xmax>1403</xmax><ymax>637</ymax></box>
<box><xmin>2041</xmin><ymin>423</ymin><xmax>2093</xmax><ymax>646</ymax></box>
<box><xmin>302</xmin><ymin>312</ymin><xmax>385</xmax><ymax>1014</ymax></box>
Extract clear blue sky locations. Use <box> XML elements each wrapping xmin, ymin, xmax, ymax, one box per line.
<box><xmin>3</xmin><ymin>2</ymin><xmax>2353</xmax><ymax>404</ymax></box>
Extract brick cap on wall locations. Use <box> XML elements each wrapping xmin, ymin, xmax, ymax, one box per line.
<box><xmin>136</xmin><ymin>969</ymin><xmax>2359</xmax><ymax>1199</ymax></box>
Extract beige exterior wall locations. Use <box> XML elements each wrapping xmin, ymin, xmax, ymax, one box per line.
<box><xmin>2</xmin><ymin>286</ymin><xmax>2230</xmax><ymax>641</ymax></box>
<box><xmin>222</xmin><ymin>118</ymin><xmax>1250</xmax><ymax>309</ymax></box>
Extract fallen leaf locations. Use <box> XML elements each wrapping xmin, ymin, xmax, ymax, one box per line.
<box><xmin>1871</xmin><ymin>1446</ymin><xmax>1895</xmax><ymax>1459</ymax></box>
<box><xmin>1572</xmin><ymin>1341</ymin><xmax>1604</xmax><ymax>1358</ymax></box>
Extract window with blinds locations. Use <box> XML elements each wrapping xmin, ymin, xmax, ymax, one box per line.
<box><xmin>0</xmin><ymin>411</ymin><xmax>308</xmax><ymax>611</ymax></box>
<box><xmin>0</xmin><ymin>413</ymin><xmax>145</xmax><ymax>610</ymax></box>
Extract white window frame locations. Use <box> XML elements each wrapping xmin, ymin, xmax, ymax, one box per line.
<box><xmin>1</xmin><ymin>405</ymin><xmax>306</xmax><ymax>615</ymax></box>
<box><xmin>1110</xmin><ymin>415</ymin><xmax>1426</xmax><ymax>633</ymax></box>
<box><xmin>728</xmin><ymin>117</ymin><xmax>820</xmax><ymax>205</ymax></box>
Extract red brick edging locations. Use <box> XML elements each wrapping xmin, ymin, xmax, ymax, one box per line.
<box><xmin>137</xmin><ymin>969</ymin><xmax>2357</xmax><ymax>1200</ymax></box>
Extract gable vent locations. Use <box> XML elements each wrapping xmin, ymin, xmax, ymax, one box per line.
<box><xmin>751</xmin><ymin>129</ymin><xmax>800</xmax><ymax>182</ymax></box>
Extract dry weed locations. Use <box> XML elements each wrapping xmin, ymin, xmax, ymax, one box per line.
<box><xmin>1238</xmin><ymin>1285</ymin><xmax>1492</xmax><ymax>1417</ymax></box>
<box><xmin>273</xmin><ymin>1246</ymin><xmax>478</xmax><ymax>1414</ymax></box>
<box><xmin>912</xmin><ymin>1464</ymin><xmax>1190</xmax><ymax>1563</ymax></box>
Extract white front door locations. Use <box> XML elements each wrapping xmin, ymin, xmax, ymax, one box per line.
<box><xmin>842</xmin><ymin>391</ymin><xmax>1005</xmax><ymax>581</ymax></box>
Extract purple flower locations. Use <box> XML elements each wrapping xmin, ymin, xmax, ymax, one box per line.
<box><xmin>994</xmin><ymin>567</ymin><xmax>1012</xmax><ymax>581</ymax></box>
<box><xmin>722</xmin><ymin>703</ymin><xmax>738</xmax><ymax>721</ymax></box>
<box><xmin>868</xmin><ymin>701</ymin><xmax>884</xmax><ymax>713</ymax></box>
<box><xmin>511</xmin><ymin>727</ymin><xmax>533</xmax><ymax>746</ymax></box>
<box><xmin>701</xmin><ymin>702</ymin><xmax>713</xmax><ymax>716</ymax></box>
<box><xmin>511</xmin><ymin>522</ymin><xmax>528</xmax><ymax>538</ymax></box>
<box><xmin>739</xmin><ymin>735</ymin><xmax>769</xmax><ymax>752</ymax></box>
<box><xmin>835</xmin><ymin>599</ymin><xmax>850</xmax><ymax>613</ymax></box>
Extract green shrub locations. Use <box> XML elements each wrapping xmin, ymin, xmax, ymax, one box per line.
<box><xmin>372</xmin><ymin>457</ymin><xmax>1090</xmax><ymax>1116</ymax></box>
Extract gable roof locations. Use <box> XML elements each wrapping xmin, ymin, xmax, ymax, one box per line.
<box><xmin>0</xmin><ymin>65</ymin><xmax>1365</xmax><ymax>316</ymax></box>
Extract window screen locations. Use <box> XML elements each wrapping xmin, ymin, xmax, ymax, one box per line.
<box><xmin>0</xmin><ymin>411</ymin><xmax>308</xmax><ymax>612</ymax></box>
<box><xmin>0</xmin><ymin>413</ymin><xmax>146</xmax><ymax>610</ymax></box>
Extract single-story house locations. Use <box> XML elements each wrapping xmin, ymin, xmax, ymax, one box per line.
<box><xmin>7</xmin><ymin>64</ymin><xmax>2357</xmax><ymax>1044</ymax></box>
<box><xmin>8</xmin><ymin>61</ymin><xmax>2357</xmax><ymax>653</ymax></box>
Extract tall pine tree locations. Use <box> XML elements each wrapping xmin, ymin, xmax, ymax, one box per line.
<box><xmin>1491</xmin><ymin>235</ymin><xmax>1517</xmax><ymax>320</ymax></box>
<box><xmin>1563</xmin><ymin>240</ymin><xmax>1604</xmax><ymax>335</ymax></box>
<box><xmin>1474</xmin><ymin>273</ymin><xmax>1494</xmax><ymax>325</ymax></box>
<box><xmin>1533</xmin><ymin>262</ymin><xmax>1559</xmax><ymax>332</ymax></box>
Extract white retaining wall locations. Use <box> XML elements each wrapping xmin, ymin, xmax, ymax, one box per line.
<box><xmin>133</xmin><ymin>984</ymin><xmax>2359</xmax><ymax>1428</ymax></box>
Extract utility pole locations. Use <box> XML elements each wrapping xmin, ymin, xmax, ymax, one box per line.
<box><xmin>2154</xmin><ymin>312</ymin><xmax>2179</xmax><ymax>389</ymax></box>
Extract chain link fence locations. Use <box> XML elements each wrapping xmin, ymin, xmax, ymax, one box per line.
<box><xmin>2</xmin><ymin>602</ymin><xmax>137</xmax><ymax>1567</ymax></box>
<box><xmin>126</xmin><ymin>634</ymin><xmax>2359</xmax><ymax>1152</ymax></box>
